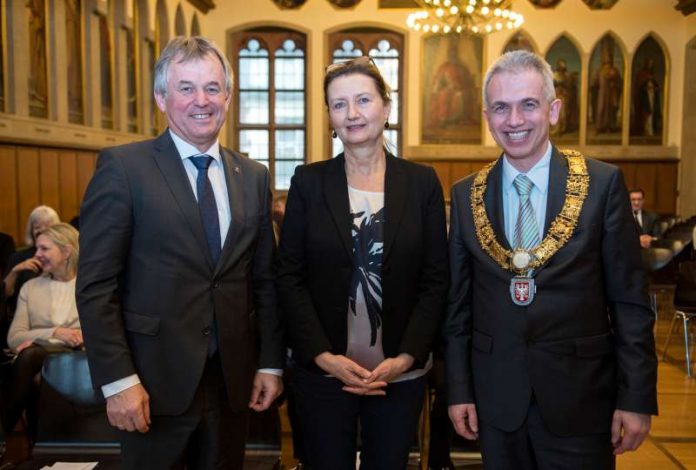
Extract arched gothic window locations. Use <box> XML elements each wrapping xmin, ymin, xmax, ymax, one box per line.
<box><xmin>232</xmin><ymin>29</ymin><xmax>307</xmax><ymax>191</ymax></box>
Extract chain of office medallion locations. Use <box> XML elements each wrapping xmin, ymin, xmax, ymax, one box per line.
<box><xmin>470</xmin><ymin>150</ymin><xmax>590</xmax><ymax>274</ymax></box>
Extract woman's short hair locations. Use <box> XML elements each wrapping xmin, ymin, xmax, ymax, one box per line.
<box><xmin>323</xmin><ymin>56</ymin><xmax>392</xmax><ymax>106</ymax></box>
<box><xmin>24</xmin><ymin>205</ymin><xmax>60</xmax><ymax>246</ymax></box>
<box><xmin>153</xmin><ymin>36</ymin><xmax>232</xmax><ymax>97</ymax></box>
<box><xmin>36</xmin><ymin>223</ymin><xmax>79</xmax><ymax>276</ymax></box>
<box><xmin>482</xmin><ymin>50</ymin><xmax>556</xmax><ymax>109</ymax></box>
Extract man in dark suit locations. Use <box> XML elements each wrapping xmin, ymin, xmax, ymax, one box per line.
<box><xmin>444</xmin><ymin>50</ymin><xmax>657</xmax><ymax>469</ymax></box>
<box><xmin>76</xmin><ymin>37</ymin><xmax>283</xmax><ymax>469</ymax></box>
<box><xmin>629</xmin><ymin>188</ymin><xmax>661</xmax><ymax>248</ymax></box>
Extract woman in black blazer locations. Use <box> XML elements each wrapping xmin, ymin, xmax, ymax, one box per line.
<box><xmin>277</xmin><ymin>57</ymin><xmax>449</xmax><ymax>469</ymax></box>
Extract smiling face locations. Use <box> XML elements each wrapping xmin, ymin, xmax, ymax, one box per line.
<box><xmin>35</xmin><ymin>234</ymin><xmax>71</xmax><ymax>276</ymax></box>
<box><xmin>155</xmin><ymin>52</ymin><xmax>231</xmax><ymax>152</ymax></box>
<box><xmin>326</xmin><ymin>73</ymin><xmax>391</xmax><ymax>151</ymax></box>
<box><xmin>484</xmin><ymin>69</ymin><xmax>561</xmax><ymax>170</ymax></box>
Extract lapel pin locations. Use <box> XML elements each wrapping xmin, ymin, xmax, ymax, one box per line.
<box><xmin>234</xmin><ymin>166</ymin><xmax>240</xmax><ymax>174</ymax></box>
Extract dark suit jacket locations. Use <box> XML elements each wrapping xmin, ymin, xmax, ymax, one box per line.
<box><xmin>0</xmin><ymin>232</ymin><xmax>15</xmax><ymax>279</ymax></box>
<box><xmin>76</xmin><ymin>131</ymin><xmax>283</xmax><ymax>415</ymax></box>
<box><xmin>638</xmin><ymin>209</ymin><xmax>661</xmax><ymax>237</ymax></box>
<box><xmin>277</xmin><ymin>153</ymin><xmax>448</xmax><ymax>372</ymax></box>
<box><xmin>444</xmin><ymin>147</ymin><xmax>658</xmax><ymax>437</ymax></box>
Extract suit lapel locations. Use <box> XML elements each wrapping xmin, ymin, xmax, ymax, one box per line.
<box><xmin>486</xmin><ymin>157</ymin><xmax>511</xmax><ymax>250</ymax></box>
<box><xmin>383</xmin><ymin>153</ymin><xmax>407</xmax><ymax>261</ymax></box>
<box><xmin>217</xmin><ymin>149</ymin><xmax>244</xmax><ymax>273</ymax></box>
<box><xmin>152</xmin><ymin>132</ymin><xmax>214</xmax><ymax>269</ymax></box>
<box><xmin>544</xmin><ymin>147</ymin><xmax>568</xmax><ymax>234</ymax></box>
<box><xmin>324</xmin><ymin>154</ymin><xmax>353</xmax><ymax>261</ymax></box>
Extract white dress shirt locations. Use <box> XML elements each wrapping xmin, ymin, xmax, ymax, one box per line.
<box><xmin>502</xmin><ymin>142</ymin><xmax>552</xmax><ymax>247</ymax></box>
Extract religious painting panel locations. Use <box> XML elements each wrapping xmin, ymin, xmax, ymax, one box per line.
<box><xmin>582</xmin><ymin>0</ymin><xmax>618</xmax><ymax>9</ymax></box>
<box><xmin>98</xmin><ymin>12</ymin><xmax>113</xmax><ymax>129</ymax></box>
<box><xmin>422</xmin><ymin>34</ymin><xmax>482</xmax><ymax>144</ymax></box>
<box><xmin>191</xmin><ymin>13</ymin><xmax>201</xmax><ymax>36</ymax></box>
<box><xmin>271</xmin><ymin>0</ymin><xmax>308</xmax><ymax>8</ymax></box>
<box><xmin>27</xmin><ymin>0</ymin><xmax>48</xmax><ymax>118</ymax></box>
<box><xmin>630</xmin><ymin>35</ymin><xmax>666</xmax><ymax>145</ymax></box>
<box><xmin>175</xmin><ymin>4</ymin><xmax>186</xmax><ymax>36</ymax></box>
<box><xmin>0</xmin><ymin>4</ymin><xmax>4</xmax><ymax>112</ymax></box>
<box><xmin>125</xmin><ymin>28</ymin><xmax>138</xmax><ymax>133</ymax></box>
<box><xmin>545</xmin><ymin>35</ymin><xmax>580</xmax><ymax>144</ymax></box>
<box><xmin>529</xmin><ymin>0</ymin><xmax>562</xmax><ymax>7</ymax></box>
<box><xmin>587</xmin><ymin>34</ymin><xmax>624</xmax><ymax>145</ymax></box>
<box><xmin>326</xmin><ymin>0</ymin><xmax>361</xmax><ymax>7</ymax></box>
<box><xmin>503</xmin><ymin>31</ymin><xmax>536</xmax><ymax>54</ymax></box>
<box><xmin>66</xmin><ymin>0</ymin><xmax>84</xmax><ymax>124</ymax></box>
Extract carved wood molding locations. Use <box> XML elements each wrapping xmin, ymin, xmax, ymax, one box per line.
<box><xmin>675</xmin><ymin>0</ymin><xmax>696</xmax><ymax>16</ymax></box>
<box><xmin>187</xmin><ymin>0</ymin><xmax>215</xmax><ymax>14</ymax></box>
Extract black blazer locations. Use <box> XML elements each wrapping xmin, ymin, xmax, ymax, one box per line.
<box><xmin>444</xmin><ymin>147</ymin><xmax>658</xmax><ymax>437</ymax></box>
<box><xmin>76</xmin><ymin>131</ymin><xmax>283</xmax><ymax>415</ymax></box>
<box><xmin>277</xmin><ymin>153</ymin><xmax>448</xmax><ymax>373</ymax></box>
<box><xmin>638</xmin><ymin>210</ymin><xmax>661</xmax><ymax>237</ymax></box>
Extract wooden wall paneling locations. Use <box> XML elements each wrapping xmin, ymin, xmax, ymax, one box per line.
<box><xmin>616</xmin><ymin>162</ymin><xmax>637</xmax><ymax>192</ymax></box>
<box><xmin>656</xmin><ymin>162</ymin><xmax>678</xmax><ymax>215</ymax></box>
<box><xmin>76</xmin><ymin>152</ymin><xmax>97</xmax><ymax>209</ymax></box>
<box><xmin>0</xmin><ymin>146</ymin><xmax>19</xmax><ymax>241</ymax></box>
<box><xmin>635</xmin><ymin>164</ymin><xmax>659</xmax><ymax>208</ymax></box>
<box><xmin>428</xmin><ymin>162</ymin><xmax>452</xmax><ymax>197</ymax></box>
<box><xmin>39</xmin><ymin>149</ymin><xmax>61</xmax><ymax>213</ymax></box>
<box><xmin>16</xmin><ymin>148</ymin><xmax>41</xmax><ymax>244</ymax></box>
<box><xmin>58</xmin><ymin>150</ymin><xmax>79</xmax><ymax>222</ymax></box>
<box><xmin>451</xmin><ymin>162</ymin><xmax>474</xmax><ymax>186</ymax></box>
<box><xmin>469</xmin><ymin>160</ymin><xmax>491</xmax><ymax>175</ymax></box>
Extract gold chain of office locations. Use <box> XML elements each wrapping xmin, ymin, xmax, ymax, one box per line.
<box><xmin>470</xmin><ymin>150</ymin><xmax>590</xmax><ymax>274</ymax></box>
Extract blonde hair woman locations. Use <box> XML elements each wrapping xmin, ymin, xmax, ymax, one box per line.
<box><xmin>2</xmin><ymin>223</ymin><xmax>81</xmax><ymax>440</ymax></box>
<box><xmin>3</xmin><ymin>205</ymin><xmax>61</xmax><ymax>305</ymax></box>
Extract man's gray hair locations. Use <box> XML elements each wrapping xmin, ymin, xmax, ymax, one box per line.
<box><xmin>153</xmin><ymin>36</ymin><xmax>232</xmax><ymax>97</ymax></box>
<box><xmin>482</xmin><ymin>50</ymin><xmax>556</xmax><ymax>109</ymax></box>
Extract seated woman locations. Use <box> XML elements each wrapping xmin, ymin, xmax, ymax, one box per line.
<box><xmin>1</xmin><ymin>223</ymin><xmax>81</xmax><ymax>440</ymax></box>
<box><xmin>3</xmin><ymin>205</ymin><xmax>61</xmax><ymax>315</ymax></box>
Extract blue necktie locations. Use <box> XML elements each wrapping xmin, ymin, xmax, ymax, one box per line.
<box><xmin>190</xmin><ymin>155</ymin><xmax>220</xmax><ymax>356</ymax></box>
<box><xmin>190</xmin><ymin>155</ymin><xmax>221</xmax><ymax>266</ymax></box>
<box><xmin>513</xmin><ymin>174</ymin><xmax>541</xmax><ymax>250</ymax></box>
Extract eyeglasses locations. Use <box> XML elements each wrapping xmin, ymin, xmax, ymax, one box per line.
<box><xmin>325</xmin><ymin>55</ymin><xmax>377</xmax><ymax>74</ymax></box>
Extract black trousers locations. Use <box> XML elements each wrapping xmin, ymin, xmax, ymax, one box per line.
<box><xmin>284</xmin><ymin>357</ymin><xmax>308</xmax><ymax>462</ymax></box>
<box><xmin>292</xmin><ymin>366</ymin><xmax>426</xmax><ymax>470</ymax></box>
<box><xmin>478</xmin><ymin>399</ymin><xmax>615</xmax><ymax>470</ymax></box>
<box><xmin>1</xmin><ymin>345</ymin><xmax>70</xmax><ymax>438</ymax></box>
<box><xmin>118</xmin><ymin>355</ymin><xmax>250</xmax><ymax>470</ymax></box>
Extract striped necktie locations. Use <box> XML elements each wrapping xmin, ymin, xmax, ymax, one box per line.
<box><xmin>512</xmin><ymin>174</ymin><xmax>541</xmax><ymax>250</ymax></box>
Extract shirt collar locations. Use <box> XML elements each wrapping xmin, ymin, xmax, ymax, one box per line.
<box><xmin>169</xmin><ymin>129</ymin><xmax>222</xmax><ymax>163</ymax></box>
<box><xmin>502</xmin><ymin>142</ymin><xmax>552</xmax><ymax>196</ymax></box>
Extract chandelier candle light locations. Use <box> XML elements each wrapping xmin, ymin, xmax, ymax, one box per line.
<box><xmin>406</xmin><ymin>0</ymin><xmax>524</xmax><ymax>35</ymax></box>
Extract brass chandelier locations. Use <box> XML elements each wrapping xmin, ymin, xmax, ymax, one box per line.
<box><xmin>406</xmin><ymin>0</ymin><xmax>525</xmax><ymax>35</ymax></box>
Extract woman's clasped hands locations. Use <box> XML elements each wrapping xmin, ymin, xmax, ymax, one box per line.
<box><xmin>314</xmin><ymin>352</ymin><xmax>415</xmax><ymax>396</ymax></box>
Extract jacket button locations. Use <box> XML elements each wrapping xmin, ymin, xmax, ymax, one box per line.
<box><xmin>202</xmin><ymin>327</ymin><xmax>212</xmax><ymax>336</ymax></box>
<box><xmin>212</xmin><ymin>282</ymin><xmax>219</xmax><ymax>289</ymax></box>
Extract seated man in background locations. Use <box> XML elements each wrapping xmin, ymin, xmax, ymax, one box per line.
<box><xmin>629</xmin><ymin>189</ymin><xmax>661</xmax><ymax>248</ymax></box>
